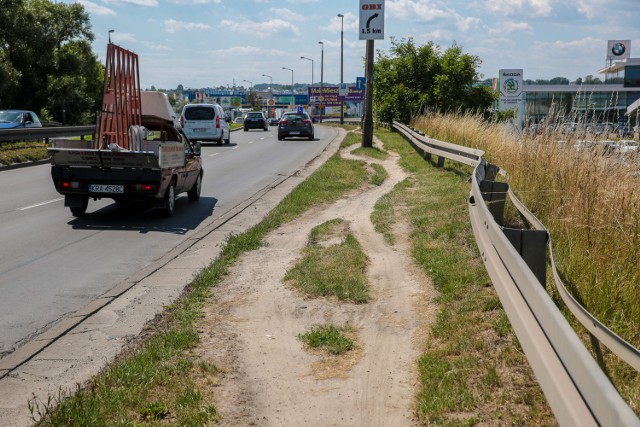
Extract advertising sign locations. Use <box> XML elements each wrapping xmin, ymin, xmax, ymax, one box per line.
<box><xmin>359</xmin><ymin>0</ymin><xmax>385</xmax><ymax>40</ymax></box>
<box><xmin>308</xmin><ymin>86</ymin><xmax>364</xmax><ymax>118</ymax></box>
<box><xmin>607</xmin><ymin>40</ymin><xmax>631</xmax><ymax>61</ymax></box>
<box><xmin>498</xmin><ymin>69</ymin><xmax>523</xmax><ymax>112</ymax></box>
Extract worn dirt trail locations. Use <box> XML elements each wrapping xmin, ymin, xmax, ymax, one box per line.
<box><xmin>195</xmin><ymin>137</ymin><xmax>438</xmax><ymax>426</ymax></box>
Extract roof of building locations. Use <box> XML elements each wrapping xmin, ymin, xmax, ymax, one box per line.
<box><xmin>598</xmin><ymin>57</ymin><xmax>640</xmax><ymax>74</ymax></box>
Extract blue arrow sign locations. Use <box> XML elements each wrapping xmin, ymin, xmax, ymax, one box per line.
<box><xmin>356</xmin><ymin>77</ymin><xmax>366</xmax><ymax>91</ymax></box>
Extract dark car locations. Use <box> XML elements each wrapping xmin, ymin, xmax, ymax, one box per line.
<box><xmin>0</xmin><ymin>110</ymin><xmax>42</xmax><ymax>129</ymax></box>
<box><xmin>277</xmin><ymin>112</ymin><xmax>314</xmax><ymax>141</ymax></box>
<box><xmin>268</xmin><ymin>117</ymin><xmax>279</xmax><ymax>126</ymax></box>
<box><xmin>244</xmin><ymin>111</ymin><xmax>268</xmax><ymax>131</ymax></box>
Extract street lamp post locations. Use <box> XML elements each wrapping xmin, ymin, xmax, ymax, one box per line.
<box><xmin>282</xmin><ymin>67</ymin><xmax>294</xmax><ymax>110</ymax></box>
<box><xmin>318</xmin><ymin>41</ymin><xmax>324</xmax><ymax>123</ymax></box>
<box><xmin>300</xmin><ymin>56</ymin><xmax>314</xmax><ymax>86</ymax></box>
<box><xmin>262</xmin><ymin>74</ymin><xmax>273</xmax><ymax>117</ymax></box>
<box><xmin>337</xmin><ymin>14</ymin><xmax>344</xmax><ymax>124</ymax></box>
<box><xmin>108</xmin><ymin>29</ymin><xmax>114</xmax><ymax>43</ymax></box>
<box><xmin>243</xmin><ymin>79</ymin><xmax>253</xmax><ymax>110</ymax></box>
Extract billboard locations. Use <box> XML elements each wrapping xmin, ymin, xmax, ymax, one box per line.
<box><xmin>607</xmin><ymin>40</ymin><xmax>631</xmax><ymax>62</ymax></box>
<box><xmin>308</xmin><ymin>86</ymin><xmax>364</xmax><ymax>118</ymax></box>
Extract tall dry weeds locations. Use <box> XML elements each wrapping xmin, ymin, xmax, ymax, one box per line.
<box><xmin>412</xmin><ymin>112</ymin><xmax>640</xmax><ymax>370</ymax></box>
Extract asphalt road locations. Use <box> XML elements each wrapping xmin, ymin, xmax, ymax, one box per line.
<box><xmin>0</xmin><ymin>125</ymin><xmax>336</xmax><ymax>359</ymax></box>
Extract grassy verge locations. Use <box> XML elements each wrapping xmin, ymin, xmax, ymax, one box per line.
<box><xmin>31</xmin><ymin>146</ymin><xmax>369</xmax><ymax>426</ymax></box>
<box><xmin>413</xmin><ymin>113</ymin><xmax>639</xmax><ymax>413</ymax></box>
<box><xmin>374</xmin><ymin>128</ymin><xmax>555</xmax><ymax>425</ymax></box>
<box><xmin>0</xmin><ymin>141</ymin><xmax>49</xmax><ymax>166</ymax></box>
<box><xmin>284</xmin><ymin>218</ymin><xmax>370</xmax><ymax>303</ymax></box>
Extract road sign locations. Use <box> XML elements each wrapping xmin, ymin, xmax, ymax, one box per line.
<box><xmin>339</xmin><ymin>83</ymin><xmax>348</xmax><ymax>97</ymax></box>
<box><xmin>356</xmin><ymin>77</ymin><xmax>366</xmax><ymax>91</ymax></box>
<box><xmin>297</xmin><ymin>105</ymin><xmax>304</xmax><ymax>113</ymax></box>
<box><xmin>359</xmin><ymin>0</ymin><xmax>385</xmax><ymax>40</ymax></box>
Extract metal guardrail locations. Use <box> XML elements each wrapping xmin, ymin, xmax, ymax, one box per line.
<box><xmin>392</xmin><ymin>121</ymin><xmax>640</xmax><ymax>426</ymax></box>
<box><xmin>0</xmin><ymin>126</ymin><xmax>95</xmax><ymax>143</ymax></box>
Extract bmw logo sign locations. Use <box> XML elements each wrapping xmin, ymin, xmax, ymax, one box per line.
<box><xmin>612</xmin><ymin>42</ymin><xmax>626</xmax><ymax>57</ymax></box>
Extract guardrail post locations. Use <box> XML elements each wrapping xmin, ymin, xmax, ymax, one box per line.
<box><xmin>479</xmin><ymin>180</ymin><xmax>508</xmax><ymax>226</ymax></box>
<box><xmin>437</xmin><ymin>156</ymin><xmax>445</xmax><ymax>167</ymax></box>
<box><xmin>502</xmin><ymin>228</ymin><xmax>548</xmax><ymax>287</ymax></box>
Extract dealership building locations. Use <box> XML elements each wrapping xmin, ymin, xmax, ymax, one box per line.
<box><xmin>501</xmin><ymin>40</ymin><xmax>640</xmax><ymax>127</ymax></box>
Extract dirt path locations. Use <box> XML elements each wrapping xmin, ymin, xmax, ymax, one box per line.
<box><xmin>195</xmin><ymin>137</ymin><xmax>438</xmax><ymax>426</ymax></box>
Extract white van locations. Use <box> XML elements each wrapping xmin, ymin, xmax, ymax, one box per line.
<box><xmin>180</xmin><ymin>103</ymin><xmax>230</xmax><ymax>145</ymax></box>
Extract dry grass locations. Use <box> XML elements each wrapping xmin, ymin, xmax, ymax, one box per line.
<box><xmin>412</xmin><ymin>112</ymin><xmax>640</xmax><ymax>412</ymax></box>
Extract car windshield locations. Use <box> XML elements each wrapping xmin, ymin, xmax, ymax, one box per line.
<box><xmin>0</xmin><ymin>111</ymin><xmax>22</xmax><ymax>123</ymax></box>
<box><xmin>184</xmin><ymin>107</ymin><xmax>215</xmax><ymax>120</ymax></box>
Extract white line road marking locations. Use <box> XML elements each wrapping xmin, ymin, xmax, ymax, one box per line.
<box><xmin>18</xmin><ymin>198</ymin><xmax>64</xmax><ymax>210</ymax></box>
<box><xmin>208</xmin><ymin>153</ymin><xmax>219</xmax><ymax>157</ymax></box>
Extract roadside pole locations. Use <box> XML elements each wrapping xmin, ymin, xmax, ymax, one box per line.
<box><xmin>362</xmin><ymin>40</ymin><xmax>374</xmax><ymax>148</ymax></box>
<box><xmin>359</xmin><ymin>0</ymin><xmax>384</xmax><ymax>148</ymax></box>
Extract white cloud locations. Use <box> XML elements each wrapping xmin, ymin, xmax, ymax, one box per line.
<box><xmin>207</xmin><ymin>46</ymin><xmax>288</xmax><ymax>57</ymax></box>
<box><xmin>487</xmin><ymin>21</ymin><xmax>532</xmax><ymax>35</ymax></box>
<box><xmin>103</xmin><ymin>0</ymin><xmax>158</xmax><ymax>6</ymax></box>
<box><xmin>110</xmin><ymin>32</ymin><xmax>137</xmax><ymax>43</ymax></box>
<box><xmin>326</xmin><ymin>12</ymin><xmax>358</xmax><ymax>32</ymax></box>
<box><xmin>479</xmin><ymin>0</ymin><xmax>552</xmax><ymax>17</ymax></box>
<box><xmin>143</xmin><ymin>41</ymin><xmax>172</xmax><ymax>51</ymax></box>
<box><xmin>169</xmin><ymin>0</ymin><xmax>221</xmax><ymax>4</ymax></box>
<box><xmin>387</xmin><ymin>0</ymin><xmax>456</xmax><ymax>21</ymax></box>
<box><xmin>533</xmin><ymin>37</ymin><xmax>604</xmax><ymax>51</ymax></box>
<box><xmin>222</xmin><ymin>19</ymin><xmax>300</xmax><ymax>37</ymax></box>
<box><xmin>269</xmin><ymin>8</ymin><xmax>304</xmax><ymax>21</ymax></box>
<box><xmin>164</xmin><ymin>19</ymin><xmax>213</xmax><ymax>33</ymax></box>
<box><xmin>77</xmin><ymin>0</ymin><xmax>116</xmax><ymax>15</ymax></box>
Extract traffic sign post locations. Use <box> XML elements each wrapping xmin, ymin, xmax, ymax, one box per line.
<box><xmin>359</xmin><ymin>0</ymin><xmax>385</xmax><ymax>40</ymax></box>
<box><xmin>359</xmin><ymin>1</ymin><xmax>384</xmax><ymax>147</ymax></box>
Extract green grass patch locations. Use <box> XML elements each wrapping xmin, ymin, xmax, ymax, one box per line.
<box><xmin>32</xmin><ymin>143</ymin><xmax>370</xmax><ymax>426</ymax></box>
<box><xmin>371</xmin><ymin>178</ymin><xmax>413</xmax><ymax>245</ymax></box>
<box><xmin>284</xmin><ymin>220</ymin><xmax>369</xmax><ymax>303</ymax></box>
<box><xmin>298</xmin><ymin>324</ymin><xmax>355</xmax><ymax>355</ymax></box>
<box><xmin>0</xmin><ymin>141</ymin><xmax>49</xmax><ymax>165</ymax></box>
<box><xmin>376</xmin><ymin>127</ymin><xmax>555</xmax><ymax>425</ymax></box>
<box><xmin>340</xmin><ymin>131</ymin><xmax>362</xmax><ymax>148</ymax></box>
<box><xmin>351</xmin><ymin>145</ymin><xmax>388</xmax><ymax>160</ymax></box>
<box><xmin>370</xmin><ymin>163</ymin><xmax>388</xmax><ymax>186</ymax></box>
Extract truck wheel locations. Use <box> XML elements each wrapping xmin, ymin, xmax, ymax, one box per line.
<box><xmin>70</xmin><ymin>196</ymin><xmax>89</xmax><ymax>216</ymax></box>
<box><xmin>162</xmin><ymin>181</ymin><xmax>176</xmax><ymax>217</ymax></box>
<box><xmin>188</xmin><ymin>172</ymin><xmax>202</xmax><ymax>201</ymax></box>
<box><xmin>224</xmin><ymin>131</ymin><xmax>230</xmax><ymax>144</ymax></box>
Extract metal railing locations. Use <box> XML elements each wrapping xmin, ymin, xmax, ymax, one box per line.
<box><xmin>0</xmin><ymin>126</ymin><xmax>95</xmax><ymax>143</ymax></box>
<box><xmin>392</xmin><ymin>121</ymin><xmax>640</xmax><ymax>426</ymax></box>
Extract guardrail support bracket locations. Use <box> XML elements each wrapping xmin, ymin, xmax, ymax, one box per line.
<box><xmin>479</xmin><ymin>180</ymin><xmax>508</xmax><ymax>226</ymax></box>
<box><xmin>503</xmin><ymin>228</ymin><xmax>548</xmax><ymax>287</ymax></box>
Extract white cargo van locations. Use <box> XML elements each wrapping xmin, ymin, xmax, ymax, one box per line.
<box><xmin>180</xmin><ymin>103</ymin><xmax>230</xmax><ymax>145</ymax></box>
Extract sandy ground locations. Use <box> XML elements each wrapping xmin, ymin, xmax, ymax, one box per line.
<box><xmin>194</xmin><ymin>136</ymin><xmax>439</xmax><ymax>426</ymax></box>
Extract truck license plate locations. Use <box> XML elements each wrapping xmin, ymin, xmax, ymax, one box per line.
<box><xmin>89</xmin><ymin>184</ymin><xmax>124</xmax><ymax>194</ymax></box>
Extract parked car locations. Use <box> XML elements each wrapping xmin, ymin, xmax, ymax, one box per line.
<box><xmin>244</xmin><ymin>111</ymin><xmax>268</xmax><ymax>131</ymax></box>
<box><xmin>277</xmin><ymin>112</ymin><xmax>314</xmax><ymax>141</ymax></box>
<box><xmin>0</xmin><ymin>110</ymin><xmax>42</xmax><ymax>129</ymax></box>
<box><xmin>233</xmin><ymin>117</ymin><xmax>244</xmax><ymax>124</ymax></box>
<box><xmin>180</xmin><ymin>103</ymin><xmax>230</xmax><ymax>145</ymax></box>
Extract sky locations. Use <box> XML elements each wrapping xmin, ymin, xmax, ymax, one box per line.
<box><xmin>63</xmin><ymin>0</ymin><xmax>640</xmax><ymax>90</ymax></box>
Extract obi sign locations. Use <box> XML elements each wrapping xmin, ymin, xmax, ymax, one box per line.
<box><xmin>359</xmin><ymin>0</ymin><xmax>385</xmax><ymax>40</ymax></box>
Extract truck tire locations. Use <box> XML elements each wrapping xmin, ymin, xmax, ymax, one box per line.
<box><xmin>224</xmin><ymin>131</ymin><xmax>230</xmax><ymax>144</ymax></box>
<box><xmin>162</xmin><ymin>180</ymin><xmax>176</xmax><ymax>217</ymax></box>
<box><xmin>188</xmin><ymin>172</ymin><xmax>202</xmax><ymax>201</ymax></box>
<box><xmin>70</xmin><ymin>196</ymin><xmax>89</xmax><ymax>217</ymax></box>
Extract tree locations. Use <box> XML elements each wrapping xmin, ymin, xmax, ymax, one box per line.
<box><xmin>549</xmin><ymin>77</ymin><xmax>570</xmax><ymax>85</ymax></box>
<box><xmin>0</xmin><ymin>0</ymin><xmax>103</xmax><ymax>124</ymax></box>
<box><xmin>373</xmin><ymin>38</ymin><xmax>494</xmax><ymax>124</ymax></box>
